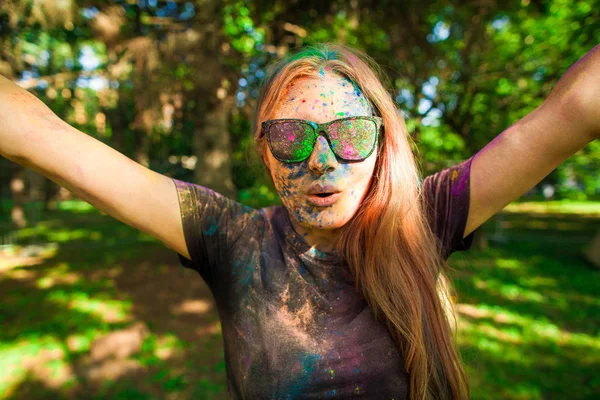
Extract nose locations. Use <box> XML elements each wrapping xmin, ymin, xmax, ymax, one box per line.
<box><xmin>307</xmin><ymin>133</ymin><xmax>338</xmax><ymax>174</ymax></box>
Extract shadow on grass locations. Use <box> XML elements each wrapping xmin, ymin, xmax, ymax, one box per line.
<box><xmin>1</xmin><ymin>205</ymin><xmax>599</xmax><ymax>399</ymax></box>
<box><xmin>1</xmin><ymin>208</ymin><xmax>229</xmax><ymax>399</ymax></box>
<box><xmin>449</xmin><ymin>211</ymin><xmax>600</xmax><ymax>400</ymax></box>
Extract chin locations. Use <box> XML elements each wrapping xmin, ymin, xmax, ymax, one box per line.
<box><xmin>296</xmin><ymin>208</ymin><xmax>355</xmax><ymax>230</ymax></box>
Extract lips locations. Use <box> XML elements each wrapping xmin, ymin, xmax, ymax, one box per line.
<box><xmin>307</xmin><ymin>183</ymin><xmax>341</xmax><ymax>195</ymax></box>
<box><xmin>306</xmin><ymin>184</ymin><xmax>342</xmax><ymax>207</ymax></box>
<box><xmin>306</xmin><ymin>192</ymin><xmax>342</xmax><ymax>206</ymax></box>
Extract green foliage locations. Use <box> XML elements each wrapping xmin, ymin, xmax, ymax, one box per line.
<box><xmin>3</xmin><ymin>0</ymin><xmax>597</xmax><ymax>202</ymax></box>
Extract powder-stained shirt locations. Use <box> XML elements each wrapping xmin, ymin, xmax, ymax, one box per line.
<box><xmin>172</xmin><ymin>156</ymin><xmax>477</xmax><ymax>400</ymax></box>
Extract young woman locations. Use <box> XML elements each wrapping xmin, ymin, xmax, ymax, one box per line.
<box><xmin>0</xmin><ymin>43</ymin><xmax>598</xmax><ymax>400</ymax></box>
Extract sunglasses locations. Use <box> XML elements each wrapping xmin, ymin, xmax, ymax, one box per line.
<box><xmin>262</xmin><ymin>116</ymin><xmax>384</xmax><ymax>163</ymax></box>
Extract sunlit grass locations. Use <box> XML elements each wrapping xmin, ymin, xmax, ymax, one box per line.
<box><xmin>505</xmin><ymin>200</ymin><xmax>600</xmax><ymax>215</ymax></box>
<box><xmin>449</xmin><ymin>225</ymin><xmax>600</xmax><ymax>399</ymax></box>
<box><xmin>0</xmin><ymin>202</ymin><xmax>226</xmax><ymax>399</ymax></box>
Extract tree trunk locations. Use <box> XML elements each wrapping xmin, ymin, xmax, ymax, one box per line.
<box><xmin>104</xmin><ymin>91</ymin><xmax>130</xmax><ymax>155</ymax></box>
<box><xmin>43</xmin><ymin>177</ymin><xmax>60</xmax><ymax>211</ymax></box>
<box><xmin>193</xmin><ymin>99</ymin><xmax>236</xmax><ymax>198</ymax></box>
<box><xmin>10</xmin><ymin>166</ymin><xmax>27</xmax><ymax>228</ymax></box>
<box><xmin>133</xmin><ymin>128</ymin><xmax>151</xmax><ymax>167</ymax></box>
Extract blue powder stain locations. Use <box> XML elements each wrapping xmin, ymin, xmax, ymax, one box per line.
<box><xmin>282</xmin><ymin>164</ymin><xmax>307</xmax><ymax>180</ymax></box>
<box><xmin>284</xmin><ymin>353</ymin><xmax>322</xmax><ymax>398</ymax></box>
<box><xmin>323</xmin><ymin>102</ymin><xmax>328</xmax><ymax>106</ymax></box>
<box><xmin>319</xmin><ymin>67</ymin><xmax>325</xmax><ymax>76</ymax></box>
<box><xmin>232</xmin><ymin>258</ymin><xmax>254</xmax><ymax>286</ymax></box>
<box><xmin>318</xmin><ymin>152</ymin><xmax>330</xmax><ymax>164</ymax></box>
<box><xmin>203</xmin><ymin>216</ymin><xmax>218</xmax><ymax>236</ymax></box>
<box><xmin>298</xmin><ymin>264</ymin><xmax>309</xmax><ymax>275</ymax></box>
<box><xmin>354</xmin><ymin>367</ymin><xmax>360</xmax><ymax>374</ymax></box>
<box><xmin>327</xmin><ymin>390</ymin><xmax>337</xmax><ymax>396</ymax></box>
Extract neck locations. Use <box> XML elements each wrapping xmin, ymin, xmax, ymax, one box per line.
<box><xmin>289</xmin><ymin>218</ymin><xmax>340</xmax><ymax>253</ymax></box>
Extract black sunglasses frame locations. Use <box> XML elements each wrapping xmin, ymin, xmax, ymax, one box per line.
<box><xmin>262</xmin><ymin>116</ymin><xmax>384</xmax><ymax>163</ymax></box>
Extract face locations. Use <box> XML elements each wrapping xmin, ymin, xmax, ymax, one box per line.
<box><xmin>265</xmin><ymin>68</ymin><xmax>379</xmax><ymax>236</ymax></box>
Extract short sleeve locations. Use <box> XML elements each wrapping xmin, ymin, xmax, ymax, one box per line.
<box><xmin>421</xmin><ymin>156</ymin><xmax>478</xmax><ymax>260</ymax></box>
<box><xmin>171</xmin><ymin>178</ymin><xmax>259</xmax><ymax>289</ymax></box>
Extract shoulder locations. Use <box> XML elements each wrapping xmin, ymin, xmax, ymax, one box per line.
<box><xmin>420</xmin><ymin>157</ymin><xmax>475</xmax><ymax>259</ymax></box>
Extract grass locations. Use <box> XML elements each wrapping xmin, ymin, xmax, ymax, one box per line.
<box><xmin>449</xmin><ymin>203</ymin><xmax>600</xmax><ymax>399</ymax></box>
<box><xmin>0</xmin><ymin>200</ymin><xmax>599</xmax><ymax>399</ymax></box>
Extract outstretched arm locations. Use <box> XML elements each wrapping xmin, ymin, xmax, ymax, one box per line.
<box><xmin>463</xmin><ymin>44</ymin><xmax>599</xmax><ymax>238</ymax></box>
<box><xmin>0</xmin><ymin>75</ymin><xmax>190</xmax><ymax>259</ymax></box>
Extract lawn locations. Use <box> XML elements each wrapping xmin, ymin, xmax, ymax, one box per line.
<box><xmin>0</xmin><ymin>200</ymin><xmax>599</xmax><ymax>399</ymax></box>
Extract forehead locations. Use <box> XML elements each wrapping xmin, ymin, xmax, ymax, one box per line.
<box><xmin>271</xmin><ymin>69</ymin><xmax>373</xmax><ymax>123</ymax></box>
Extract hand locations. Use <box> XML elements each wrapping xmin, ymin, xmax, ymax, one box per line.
<box><xmin>544</xmin><ymin>44</ymin><xmax>600</xmax><ymax>140</ymax></box>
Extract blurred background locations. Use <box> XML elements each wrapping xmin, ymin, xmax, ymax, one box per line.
<box><xmin>0</xmin><ymin>0</ymin><xmax>598</xmax><ymax>399</ymax></box>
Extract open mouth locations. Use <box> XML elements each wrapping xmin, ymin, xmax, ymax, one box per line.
<box><xmin>306</xmin><ymin>192</ymin><xmax>342</xmax><ymax>207</ymax></box>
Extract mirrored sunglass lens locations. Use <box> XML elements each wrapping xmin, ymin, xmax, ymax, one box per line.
<box><xmin>268</xmin><ymin>122</ymin><xmax>315</xmax><ymax>161</ymax></box>
<box><xmin>328</xmin><ymin>119</ymin><xmax>377</xmax><ymax>160</ymax></box>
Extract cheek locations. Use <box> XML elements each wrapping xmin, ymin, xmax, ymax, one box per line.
<box><xmin>343</xmin><ymin>160</ymin><xmax>377</xmax><ymax>203</ymax></box>
<box><xmin>271</xmin><ymin>162</ymin><xmax>307</xmax><ymax>198</ymax></box>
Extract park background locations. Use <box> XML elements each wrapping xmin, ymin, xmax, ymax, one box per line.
<box><xmin>0</xmin><ymin>0</ymin><xmax>598</xmax><ymax>399</ymax></box>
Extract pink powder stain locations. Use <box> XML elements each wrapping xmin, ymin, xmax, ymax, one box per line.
<box><xmin>287</xmin><ymin>134</ymin><xmax>295</xmax><ymax>142</ymax></box>
<box><xmin>341</xmin><ymin>144</ymin><xmax>352</xmax><ymax>157</ymax></box>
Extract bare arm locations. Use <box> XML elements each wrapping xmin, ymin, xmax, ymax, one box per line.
<box><xmin>0</xmin><ymin>75</ymin><xmax>191</xmax><ymax>260</ymax></box>
<box><xmin>463</xmin><ymin>44</ymin><xmax>599</xmax><ymax>238</ymax></box>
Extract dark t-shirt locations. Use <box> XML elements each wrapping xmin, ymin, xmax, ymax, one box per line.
<box><xmin>173</xmin><ymin>156</ymin><xmax>477</xmax><ymax>400</ymax></box>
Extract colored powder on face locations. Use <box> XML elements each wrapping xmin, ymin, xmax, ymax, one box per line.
<box><xmin>336</xmin><ymin>111</ymin><xmax>344</xmax><ymax>117</ymax></box>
